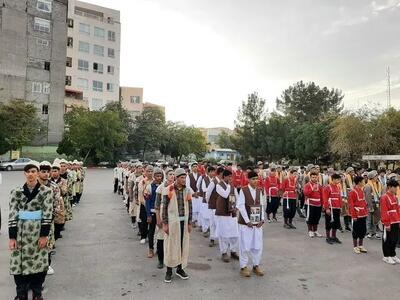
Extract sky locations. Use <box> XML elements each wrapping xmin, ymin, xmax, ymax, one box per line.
<box><xmin>84</xmin><ymin>0</ymin><xmax>400</xmax><ymax>128</ymax></box>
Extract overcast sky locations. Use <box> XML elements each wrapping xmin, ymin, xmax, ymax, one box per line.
<box><xmin>84</xmin><ymin>0</ymin><xmax>400</xmax><ymax>128</ymax></box>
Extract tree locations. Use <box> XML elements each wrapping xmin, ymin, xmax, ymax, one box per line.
<box><xmin>57</xmin><ymin>107</ymin><xmax>127</xmax><ymax>164</ymax></box>
<box><xmin>216</xmin><ymin>130</ymin><xmax>235</xmax><ymax>149</ymax></box>
<box><xmin>277</xmin><ymin>81</ymin><xmax>344</xmax><ymax>122</ymax></box>
<box><xmin>0</xmin><ymin>99</ymin><xmax>44</xmax><ymax>155</ymax></box>
<box><xmin>130</xmin><ymin>106</ymin><xmax>165</xmax><ymax>159</ymax></box>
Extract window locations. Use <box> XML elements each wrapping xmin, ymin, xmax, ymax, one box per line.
<box><xmin>107</xmin><ymin>83</ymin><xmax>114</xmax><ymax>92</ymax></box>
<box><xmin>32</xmin><ymin>82</ymin><xmax>42</xmax><ymax>93</ymax></box>
<box><xmin>108</xmin><ymin>30</ymin><xmax>116</xmax><ymax>41</ymax></box>
<box><xmin>107</xmin><ymin>65</ymin><xmax>114</xmax><ymax>75</ymax></box>
<box><xmin>36</xmin><ymin>38</ymin><xmax>49</xmax><ymax>47</ymax></box>
<box><xmin>67</xmin><ymin>18</ymin><xmax>74</xmax><ymax>28</ymax></box>
<box><xmin>67</xmin><ymin>37</ymin><xmax>73</xmax><ymax>47</ymax></box>
<box><xmin>65</xmin><ymin>76</ymin><xmax>72</xmax><ymax>86</ymax></box>
<box><xmin>93</xmin><ymin>45</ymin><xmax>104</xmax><ymax>56</ymax></box>
<box><xmin>93</xmin><ymin>80</ymin><xmax>103</xmax><ymax>92</ymax></box>
<box><xmin>66</xmin><ymin>57</ymin><xmax>72</xmax><ymax>67</ymax></box>
<box><xmin>78</xmin><ymin>59</ymin><xmax>89</xmax><ymax>71</ymax></box>
<box><xmin>78</xmin><ymin>41</ymin><xmax>90</xmax><ymax>53</ymax></box>
<box><xmin>130</xmin><ymin>96</ymin><xmax>141</xmax><ymax>104</ymax></box>
<box><xmin>77</xmin><ymin>78</ymin><xmax>89</xmax><ymax>90</ymax></box>
<box><xmin>108</xmin><ymin>48</ymin><xmax>115</xmax><ymax>58</ymax></box>
<box><xmin>43</xmin><ymin>82</ymin><xmax>50</xmax><ymax>94</ymax></box>
<box><xmin>92</xmin><ymin>98</ymin><xmax>103</xmax><ymax>111</ymax></box>
<box><xmin>44</xmin><ymin>61</ymin><xmax>50</xmax><ymax>71</ymax></box>
<box><xmin>37</xmin><ymin>0</ymin><xmax>52</xmax><ymax>13</ymax></box>
<box><xmin>93</xmin><ymin>62</ymin><xmax>103</xmax><ymax>74</ymax></box>
<box><xmin>42</xmin><ymin>104</ymin><xmax>49</xmax><ymax>115</ymax></box>
<box><xmin>94</xmin><ymin>27</ymin><xmax>105</xmax><ymax>38</ymax></box>
<box><xmin>34</xmin><ymin>17</ymin><xmax>51</xmax><ymax>33</ymax></box>
<box><xmin>79</xmin><ymin>23</ymin><xmax>90</xmax><ymax>35</ymax></box>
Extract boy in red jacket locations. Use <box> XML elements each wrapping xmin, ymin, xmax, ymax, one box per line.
<box><xmin>348</xmin><ymin>176</ymin><xmax>368</xmax><ymax>254</ymax></box>
<box><xmin>323</xmin><ymin>173</ymin><xmax>343</xmax><ymax>244</ymax></box>
<box><xmin>280</xmin><ymin>169</ymin><xmax>298</xmax><ymax>229</ymax></box>
<box><xmin>303</xmin><ymin>171</ymin><xmax>323</xmax><ymax>238</ymax></box>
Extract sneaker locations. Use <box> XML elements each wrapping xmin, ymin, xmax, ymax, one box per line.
<box><xmin>289</xmin><ymin>224</ymin><xmax>297</xmax><ymax>229</ymax></box>
<box><xmin>326</xmin><ymin>238</ymin><xmax>334</xmax><ymax>245</ymax></box>
<box><xmin>140</xmin><ymin>239</ymin><xmax>146</xmax><ymax>244</ymax></box>
<box><xmin>314</xmin><ymin>231</ymin><xmax>323</xmax><ymax>238</ymax></box>
<box><xmin>367</xmin><ymin>233</ymin><xmax>374</xmax><ymax>239</ymax></box>
<box><xmin>240</xmin><ymin>267</ymin><xmax>251</xmax><ymax>277</ymax></box>
<box><xmin>308</xmin><ymin>231</ymin><xmax>314</xmax><ymax>238</ymax></box>
<box><xmin>268</xmin><ymin>219</ymin><xmax>272</xmax><ymax>223</ymax></box>
<box><xmin>209</xmin><ymin>240</ymin><xmax>215</xmax><ymax>247</ymax></box>
<box><xmin>332</xmin><ymin>237</ymin><xmax>342</xmax><ymax>244</ymax></box>
<box><xmin>345</xmin><ymin>227</ymin><xmax>352</xmax><ymax>232</ymax></box>
<box><xmin>47</xmin><ymin>266</ymin><xmax>55</xmax><ymax>275</ymax></box>
<box><xmin>230</xmin><ymin>252</ymin><xmax>239</xmax><ymax>260</ymax></box>
<box><xmin>383</xmin><ymin>257</ymin><xmax>396</xmax><ymax>265</ymax></box>
<box><xmin>392</xmin><ymin>256</ymin><xmax>400</xmax><ymax>264</ymax></box>
<box><xmin>353</xmin><ymin>247</ymin><xmax>361</xmax><ymax>254</ymax></box>
<box><xmin>176</xmin><ymin>268</ymin><xmax>189</xmax><ymax>280</ymax></box>
<box><xmin>157</xmin><ymin>262</ymin><xmax>164</xmax><ymax>269</ymax></box>
<box><xmin>222</xmin><ymin>253</ymin><xmax>230</xmax><ymax>263</ymax></box>
<box><xmin>253</xmin><ymin>266</ymin><xmax>264</xmax><ymax>276</ymax></box>
<box><xmin>164</xmin><ymin>272</ymin><xmax>172</xmax><ymax>283</ymax></box>
<box><xmin>358</xmin><ymin>246</ymin><xmax>368</xmax><ymax>253</ymax></box>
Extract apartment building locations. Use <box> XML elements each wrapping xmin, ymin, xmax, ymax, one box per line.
<box><xmin>0</xmin><ymin>0</ymin><xmax>68</xmax><ymax>144</ymax></box>
<box><xmin>66</xmin><ymin>0</ymin><xmax>120</xmax><ymax>111</ymax></box>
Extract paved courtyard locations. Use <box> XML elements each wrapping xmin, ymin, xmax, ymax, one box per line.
<box><xmin>0</xmin><ymin>169</ymin><xmax>399</xmax><ymax>300</ymax></box>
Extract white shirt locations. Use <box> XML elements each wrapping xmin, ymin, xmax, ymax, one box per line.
<box><xmin>237</xmin><ymin>185</ymin><xmax>264</xmax><ymax>224</ymax></box>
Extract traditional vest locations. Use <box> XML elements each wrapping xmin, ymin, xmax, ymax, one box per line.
<box><xmin>215</xmin><ymin>181</ymin><xmax>235</xmax><ymax>217</ymax></box>
<box><xmin>208</xmin><ymin>178</ymin><xmax>219</xmax><ymax>209</ymax></box>
<box><xmin>238</xmin><ymin>186</ymin><xmax>261</xmax><ymax>225</ymax></box>
<box><xmin>199</xmin><ymin>176</ymin><xmax>211</xmax><ymax>203</ymax></box>
<box><xmin>189</xmin><ymin>173</ymin><xmax>198</xmax><ymax>193</ymax></box>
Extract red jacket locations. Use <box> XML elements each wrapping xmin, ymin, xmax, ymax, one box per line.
<box><xmin>348</xmin><ymin>187</ymin><xmax>368</xmax><ymax>219</ymax></box>
<box><xmin>323</xmin><ymin>184</ymin><xmax>342</xmax><ymax>210</ymax></box>
<box><xmin>303</xmin><ymin>181</ymin><xmax>322</xmax><ymax>207</ymax></box>
<box><xmin>380</xmin><ymin>192</ymin><xmax>400</xmax><ymax>229</ymax></box>
<box><xmin>280</xmin><ymin>177</ymin><xmax>297</xmax><ymax>199</ymax></box>
<box><xmin>264</xmin><ymin>175</ymin><xmax>280</xmax><ymax>197</ymax></box>
<box><xmin>232</xmin><ymin>170</ymin><xmax>242</xmax><ymax>187</ymax></box>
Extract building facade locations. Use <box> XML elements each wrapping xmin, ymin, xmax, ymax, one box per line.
<box><xmin>0</xmin><ymin>0</ymin><xmax>68</xmax><ymax>144</ymax></box>
<box><xmin>66</xmin><ymin>0</ymin><xmax>120</xmax><ymax>111</ymax></box>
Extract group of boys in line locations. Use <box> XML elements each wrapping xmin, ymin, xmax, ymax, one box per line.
<box><xmin>7</xmin><ymin>159</ymin><xmax>85</xmax><ymax>300</ymax></box>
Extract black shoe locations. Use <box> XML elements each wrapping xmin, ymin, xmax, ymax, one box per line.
<box><xmin>230</xmin><ymin>252</ymin><xmax>240</xmax><ymax>260</ymax></box>
<box><xmin>176</xmin><ymin>268</ymin><xmax>189</xmax><ymax>280</ymax></box>
<box><xmin>345</xmin><ymin>227</ymin><xmax>351</xmax><ymax>232</ymax></box>
<box><xmin>157</xmin><ymin>261</ymin><xmax>164</xmax><ymax>269</ymax></box>
<box><xmin>284</xmin><ymin>224</ymin><xmax>290</xmax><ymax>229</ymax></box>
<box><xmin>164</xmin><ymin>272</ymin><xmax>172</xmax><ymax>283</ymax></box>
<box><xmin>289</xmin><ymin>224</ymin><xmax>296</xmax><ymax>229</ymax></box>
<box><xmin>332</xmin><ymin>237</ymin><xmax>342</xmax><ymax>244</ymax></box>
<box><xmin>326</xmin><ymin>238</ymin><xmax>334</xmax><ymax>245</ymax></box>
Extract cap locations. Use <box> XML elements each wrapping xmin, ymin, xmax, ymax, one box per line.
<box><xmin>175</xmin><ymin>168</ymin><xmax>186</xmax><ymax>178</ymax></box>
<box><xmin>368</xmin><ymin>170</ymin><xmax>378</xmax><ymax>179</ymax></box>
<box><xmin>24</xmin><ymin>160</ymin><xmax>40</xmax><ymax>172</ymax></box>
<box><xmin>346</xmin><ymin>167</ymin><xmax>354</xmax><ymax>173</ymax></box>
<box><xmin>153</xmin><ymin>167</ymin><xmax>163</xmax><ymax>175</ymax></box>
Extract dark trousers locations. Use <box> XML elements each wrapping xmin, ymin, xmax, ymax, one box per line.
<box><xmin>157</xmin><ymin>239</ymin><xmax>164</xmax><ymax>264</ymax></box>
<box><xmin>14</xmin><ymin>272</ymin><xmax>46</xmax><ymax>298</ymax></box>
<box><xmin>283</xmin><ymin>198</ymin><xmax>296</xmax><ymax>221</ymax></box>
<box><xmin>139</xmin><ymin>204</ymin><xmax>149</xmax><ymax>240</ymax></box>
<box><xmin>383</xmin><ymin>223</ymin><xmax>399</xmax><ymax>257</ymax></box>
<box><xmin>54</xmin><ymin>223</ymin><xmax>64</xmax><ymax>240</ymax></box>
<box><xmin>305</xmin><ymin>205</ymin><xmax>322</xmax><ymax>225</ymax></box>
<box><xmin>113</xmin><ymin>179</ymin><xmax>118</xmax><ymax>193</ymax></box>
<box><xmin>344</xmin><ymin>216</ymin><xmax>352</xmax><ymax>228</ymax></box>
<box><xmin>325</xmin><ymin>209</ymin><xmax>341</xmax><ymax>231</ymax></box>
<box><xmin>76</xmin><ymin>192</ymin><xmax>82</xmax><ymax>204</ymax></box>
<box><xmin>148</xmin><ymin>213</ymin><xmax>157</xmax><ymax>250</ymax></box>
<box><xmin>352</xmin><ymin>217</ymin><xmax>367</xmax><ymax>240</ymax></box>
<box><xmin>167</xmin><ymin>221</ymin><xmax>185</xmax><ymax>274</ymax></box>
<box><xmin>266</xmin><ymin>197</ymin><xmax>280</xmax><ymax>217</ymax></box>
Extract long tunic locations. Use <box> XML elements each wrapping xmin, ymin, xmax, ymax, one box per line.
<box><xmin>8</xmin><ymin>183</ymin><xmax>53</xmax><ymax>275</ymax></box>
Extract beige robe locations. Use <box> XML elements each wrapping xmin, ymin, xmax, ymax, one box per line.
<box><xmin>164</xmin><ymin>186</ymin><xmax>191</xmax><ymax>268</ymax></box>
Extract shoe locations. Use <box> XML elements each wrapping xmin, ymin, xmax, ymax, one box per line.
<box><xmin>209</xmin><ymin>240</ymin><xmax>215</xmax><ymax>247</ymax></box>
<box><xmin>157</xmin><ymin>262</ymin><xmax>164</xmax><ymax>269</ymax></box>
<box><xmin>203</xmin><ymin>231</ymin><xmax>210</xmax><ymax>238</ymax></box>
<box><xmin>314</xmin><ymin>231</ymin><xmax>323</xmax><ymax>238</ymax></box>
<box><xmin>222</xmin><ymin>253</ymin><xmax>230</xmax><ymax>263</ymax></box>
<box><xmin>367</xmin><ymin>233</ymin><xmax>374</xmax><ymax>239</ymax></box>
<box><xmin>253</xmin><ymin>266</ymin><xmax>264</xmax><ymax>276</ymax></box>
<box><xmin>147</xmin><ymin>249</ymin><xmax>154</xmax><ymax>258</ymax></box>
<box><xmin>240</xmin><ymin>267</ymin><xmax>251</xmax><ymax>277</ymax></box>
<box><xmin>358</xmin><ymin>246</ymin><xmax>368</xmax><ymax>253</ymax></box>
<box><xmin>176</xmin><ymin>268</ymin><xmax>189</xmax><ymax>280</ymax></box>
<box><xmin>284</xmin><ymin>224</ymin><xmax>290</xmax><ymax>229</ymax></box>
<box><xmin>289</xmin><ymin>224</ymin><xmax>296</xmax><ymax>229</ymax></box>
<box><xmin>326</xmin><ymin>238</ymin><xmax>334</xmax><ymax>245</ymax></box>
<box><xmin>231</xmin><ymin>252</ymin><xmax>239</xmax><ymax>260</ymax></box>
<box><xmin>72</xmin><ymin>204</ymin><xmax>77</xmax><ymax>207</ymax></box>
<box><xmin>375</xmin><ymin>235</ymin><xmax>382</xmax><ymax>240</ymax></box>
<box><xmin>383</xmin><ymin>257</ymin><xmax>396</xmax><ymax>265</ymax></box>
<box><xmin>353</xmin><ymin>247</ymin><xmax>361</xmax><ymax>254</ymax></box>
<box><xmin>273</xmin><ymin>217</ymin><xmax>278</xmax><ymax>222</ymax></box>
<box><xmin>268</xmin><ymin>219</ymin><xmax>271</xmax><ymax>223</ymax></box>
<box><xmin>392</xmin><ymin>256</ymin><xmax>400</xmax><ymax>264</ymax></box>
<box><xmin>140</xmin><ymin>239</ymin><xmax>146</xmax><ymax>244</ymax></box>
<box><xmin>308</xmin><ymin>231</ymin><xmax>314</xmax><ymax>238</ymax></box>
<box><xmin>345</xmin><ymin>227</ymin><xmax>352</xmax><ymax>232</ymax></box>
<box><xmin>164</xmin><ymin>272</ymin><xmax>172</xmax><ymax>283</ymax></box>
<box><xmin>192</xmin><ymin>223</ymin><xmax>197</xmax><ymax>228</ymax></box>
<box><xmin>332</xmin><ymin>237</ymin><xmax>342</xmax><ymax>244</ymax></box>
<box><xmin>47</xmin><ymin>266</ymin><xmax>55</xmax><ymax>275</ymax></box>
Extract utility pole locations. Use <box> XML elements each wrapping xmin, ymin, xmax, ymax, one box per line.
<box><xmin>387</xmin><ymin>66</ymin><xmax>391</xmax><ymax>108</ymax></box>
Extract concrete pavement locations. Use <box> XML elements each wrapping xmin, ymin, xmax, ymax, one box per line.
<box><xmin>1</xmin><ymin>169</ymin><xmax>400</xmax><ymax>300</ymax></box>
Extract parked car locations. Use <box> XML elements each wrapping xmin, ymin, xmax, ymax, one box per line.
<box><xmin>0</xmin><ymin>158</ymin><xmax>32</xmax><ymax>171</ymax></box>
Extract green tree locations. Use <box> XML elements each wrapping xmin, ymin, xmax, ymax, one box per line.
<box><xmin>277</xmin><ymin>81</ymin><xmax>344</xmax><ymax>122</ymax></box>
<box><xmin>0</xmin><ymin>99</ymin><xmax>44</xmax><ymax>155</ymax></box>
<box><xmin>216</xmin><ymin>130</ymin><xmax>235</xmax><ymax>149</ymax></box>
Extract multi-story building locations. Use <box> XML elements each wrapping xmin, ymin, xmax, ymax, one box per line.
<box><xmin>0</xmin><ymin>0</ymin><xmax>68</xmax><ymax>144</ymax></box>
<box><xmin>199</xmin><ymin>127</ymin><xmax>233</xmax><ymax>145</ymax></box>
<box><xmin>66</xmin><ymin>0</ymin><xmax>120</xmax><ymax>111</ymax></box>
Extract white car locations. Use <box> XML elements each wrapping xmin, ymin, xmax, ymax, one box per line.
<box><xmin>0</xmin><ymin>158</ymin><xmax>32</xmax><ymax>171</ymax></box>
